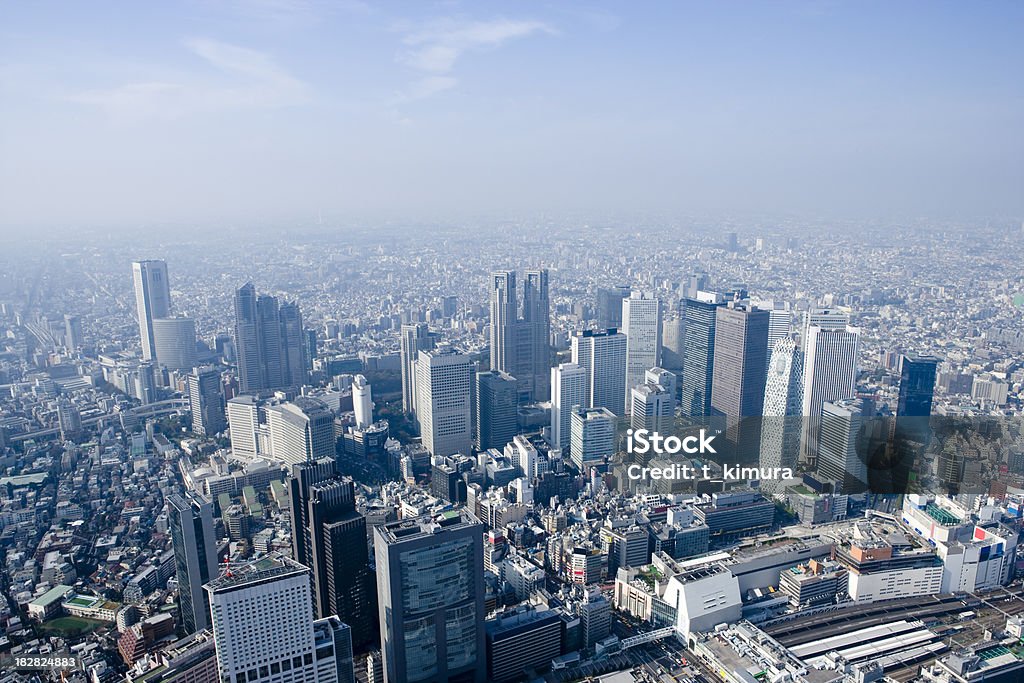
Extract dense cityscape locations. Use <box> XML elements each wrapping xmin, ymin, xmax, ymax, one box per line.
<box><xmin>1</xmin><ymin>217</ymin><xmax>1023</xmax><ymax>683</ymax></box>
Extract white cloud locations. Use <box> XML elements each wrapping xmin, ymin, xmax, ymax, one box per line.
<box><xmin>66</xmin><ymin>38</ymin><xmax>310</xmax><ymax>119</ymax></box>
<box><xmin>394</xmin><ymin>17</ymin><xmax>553</xmax><ymax>102</ymax></box>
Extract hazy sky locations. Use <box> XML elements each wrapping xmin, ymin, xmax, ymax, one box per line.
<box><xmin>2</xmin><ymin>1</ymin><xmax>1022</xmax><ymax>233</ymax></box>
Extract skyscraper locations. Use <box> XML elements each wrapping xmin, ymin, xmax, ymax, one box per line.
<box><xmin>63</xmin><ymin>314</ymin><xmax>83</xmax><ymax>350</ymax></box>
<box><xmin>897</xmin><ymin>354</ymin><xmax>939</xmax><ymax>418</ymax></box>
<box><xmin>400</xmin><ymin>323</ymin><xmax>435</xmax><ymax>415</ymax></box>
<box><xmin>818</xmin><ymin>399</ymin><xmax>867</xmax><ymax>493</ymax></box>
<box><xmin>226</xmin><ymin>395</ymin><xmax>260</xmax><ymax>457</ymax></box>
<box><xmin>521</xmin><ymin>269</ymin><xmax>551</xmax><ymax>401</ymax></box>
<box><xmin>551</xmin><ymin>362</ymin><xmax>587</xmax><ymax>450</ymax></box>
<box><xmin>801</xmin><ymin>322</ymin><xmax>861</xmax><ymax>461</ymax></box>
<box><xmin>488</xmin><ymin>269</ymin><xmax>551</xmax><ymax>403</ymax></box>
<box><xmin>375</xmin><ymin>511</ymin><xmax>486</xmax><ymax>683</ymax></box>
<box><xmin>352</xmin><ymin>375</ymin><xmax>373</xmax><ymax>429</ymax></box>
<box><xmin>416</xmin><ymin>349</ymin><xmax>473</xmax><ymax>456</ymax></box>
<box><xmin>289</xmin><ymin>470</ymin><xmax>378</xmax><ymax>652</ymax></box>
<box><xmin>622</xmin><ymin>291</ymin><xmax>662</xmax><ymax>411</ymax></box>
<box><xmin>571</xmin><ymin>329</ymin><xmax>627</xmax><ymax>417</ymax></box>
<box><xmin>233</xmin><ymin>283</ymin><xmax>307</xmax><ymax>394</ymax></box>
<box><xmin>132</xmin><ymin>260</ymin><xmax>171</xmax><ymax>361</ymax></box>
<box><xmin>279</xmin><ymin>301</ymin><xmax>308</xmax><ymax>388</ymax></box>
<box><xmin>710</xmin><ymin>302</ymin><xmax>770</xmax><ymax>421</ymax></box>
<box><xmin>630</xmin><ymin>383</ymin><xmax>674</xmax><ymax>434</ymax></box>
<box><xmin>188</xmin><ymin>366</ymin><xmax>226</xmax><ymax>436</ymax></box>
<box><xmin>475</xmin><ymin>370</ymin><xmax>518</xmax><ymax>450</ymax></box>
<box><xmin>167</xmin><ymin>491</ymin><xmax>218</xmax><ymax>634</ymax></box>
<box><xmin>267</xmin><ymin>397</ymin><xmax>336</xmax><ymax>465</ymax></box>
<box><xmin>205</xmin><ymin>556</ymin><xmax>355</xmax><ymax>683</ymax></box>
<box><xmin>759</xmin><ymin>337</ymin><xmax>804</xmax><ymax>495</ymax></box>
<box><xmin>489</xmin><ymin>271</ymin><xmax>517</xmax><ymax>377</ymax></box>
<box><xmin>679</xmin><ymin>292</ymin><xmax>725</xmax><ymax>417</ymax></box>
<box><xmin>570</xmin><ymin>406</ymin><xmax>617</xmax><ymax>471</ymax></box>
<box><xmin>596</xmin><ymin>286</ymin><xmax>630</xmax><ymax>332</ymax></box>
<box><xmin>152</xmin><ymin>315</ymin><xmax>198</xmax><ymax>371</ymax></box>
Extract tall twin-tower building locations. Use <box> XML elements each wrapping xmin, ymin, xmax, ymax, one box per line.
<box><xmin>489</xmin><ymin>269</ymin><xmax>551</xmax><ymax>403</ymax></box>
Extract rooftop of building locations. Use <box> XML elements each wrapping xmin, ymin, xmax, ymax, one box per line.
<box><xmin>376</xmin><ymin>508</ymin><xmax>480</xmax><ymax>544</ymax></box>
<box><xmin>204</xmin><ymin>555</ymin><xmax>307</xmax><ymax>592</ymax></box>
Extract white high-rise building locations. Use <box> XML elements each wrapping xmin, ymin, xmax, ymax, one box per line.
<box><xmin>227</xmin><ymin>395</ymin><xmax>260</xmax><ymax>457</ymax></box>
<box><xmin>759</xmin><ymin>337</ymin><xmax>804</xmax><ymax>495</ymax></box>
<box><xmin>570</xmin><ymin>406</ymin><xmax>616</xmax><ymax>471</ymax></box>
<box><xmin>267</xmin><ymin>398</ymin><xmax>335</xmax><ymax>465</ymax></box>
<box><xmin>630</xmin><ymin>383</ymin><xmax>673</xmax><ymax>433</ymax></box>
<box><xmin>803</xmin><ymin>308</ymin><xmax>850</xmax><ymax>333</ymax></box>
<box><xmin>551</xmin><ymin>363</ymin><xmax>587</xmax><ymax>449</ymax></box>
<box><xmin>751</xmin><ymin>300</ymin><xmax>792</xmax><ymax>372</ymax></box>
<box><xmin>132</xmin><ymin>260</ymin><xmax>172</xmax><ymax>361</ymax></box>
<box><xmin>152</xmin><ymin>315</ymin><xmax>197</xmax><ymax>371</ymax></box>
<box><xmin>801</xmin><ymin>322</ymin><xmax>860</xmax><ymax>461</ymax></box>
<box><xmin>571</xmin><ymin>329</ymin><xmax>627</xmax><ymax>416</ymax></box>
<box><xmin>645</xmin><ymin>367</ymin><xmax>677</xmax><ymax>399</ymax></box>
<box><xmin>416</xmin><ymin>348</ymin><xmax>472</xmax><ymax>456</ymax></box>
<box><xmin>504</xmin><ymin>434</ymin><xmax>540</xmax><ymax>479</ymax></box>
<box><xmin>622</xmin><ymin>292</ymin><xmax>662</xmax><ymax>412</ymax></box>
<box><xmin>205</xmin><ymin>556</ymin><xmax>354</xmax><ymax>683</ymax></box>
<box><xmin>352</xmin><ymin>375</ymin><xmax>373</xmax><ymax>429</ymax></box>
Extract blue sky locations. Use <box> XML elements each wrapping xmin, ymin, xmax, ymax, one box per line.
<box><xmin>2</xmin><ymin>1</ymin><xmax>1022</xmax><ymax>231</ymax></box>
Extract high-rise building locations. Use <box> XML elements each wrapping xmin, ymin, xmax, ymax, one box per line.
<box><xmin>188</xmin><ymin>366</ymin><xmax>226</xmax><ymax>436</ymax></box>
<box><xmin>521</xmin><ymin>269</ymin><xmax>551</xmax><ymax>401</ymax></box>
<box><xmin>679</xmin><ymin>292</ymin><xmax>725</xmax><ymax>417</ymax></box>
<box><xmin>596</xmin><ymin>286</ymin><xmax>630</xmax><ymax>333</ymax></box>
<box><xmin>289</xmin><ymin>465</ymin><xmax>377</xmax><ymax>652</ymax></box>
<box><xmin>661</xmin><ymin>316</ymin><xmax>684</xmax><ymax>373</ymax></box>
<box><xmin>759</xmin><ymin>338</ymin><xmax>804</xmax><ymax>495</ymax></box>
<box><xmin>167</xmin><ymin>492</ymin><xmax>218</xmax><ymax>634</ymax></box>
<box><xmin>289</xmin><ymin>458</ymin><xmax>338</xmax><ymax>568</ymax></box>
<box><xmin>571</xmin><ymin>329</ymin><xmax>627</xmax><ymax>416</ymax></box>
<box><xmin>801</xmin><ymin>322</ymin><xmax>861</xmax><ymax>461</ymax></box>
<box><xmin>63</xmin><ymin>314</ymin><xmax>83</xmax><ymax>350</ymax></box>
<box><xmin>132</xmin><ymin>260</ymin><xmax>172</xmax><ymax>362</ymax></box>
<box><xmin>897</xmin><ymin>354</ymin><xmax>939</xmax><ymax>418</ymax></box>
<box><xmin>352</xmin><ymin>375</ymin><xmax>373</xmax><ymax>429</ymax></box>
<box><xmin>684</xmin><ymin>273</ymin><xmax>709</xmax><ymax>300</ymax></box>
<box><xmin>267</xmin><ymin>397</ymin><xmax>335</xmax><ymax>465</ymax></box>
<box><xmin>416</xmin><ymin>349</ymin><xmax>473</xmax><ymax>456</ymax></box>
<box><xmin>751</xmin><ymin>300</ymin><xmax>792</xmax><ymax>372</ymax></box>
<box><xmin>489</xmin><ymin>271</ymin><xmax>517</xmax><ymax>377</ymax></box>
<box><xmin>441</xmin><ymin>295</ymin><xmax>458</xmax><ymax>318</ymax></box>
<box><xmin>375</xmin><ymin>511</ymin><xmax>486</xmax><ymax>683</ymax></box>
<box><xmin>56</xmin><ymin>399</ymin><xmax>82</xmax><ymax>440</ymax></box>
<box><xmin>233</xmin><ymin>283</ymin><xmax>307</xmax><ymax>394</ymax></box>
<box><xmin>152</xmin><ymin>316</ymin><xmax>197</xmax><ymax>371</ymax></box>
<box><xmin>400</xmin><ymin>323</ymin><xmax>435</xmax><ymax>415</ymax></box>
<box><xmin>204</xmin><ymin>556</ymin><xmax>355</xmax><ymax>683</ymax></box>
<box><xmin>551</xmin><ymin>363</ymin><xmax>587</xmax><ymax>450</ymax></box>
<box><xmin>488</xmin><ymin>269</ymin><xmax>551</xmax><ymax>403</ymax></box>
<box><xmin>279</xmin><ymin>302</ymin><xmax>308</xmax><ymax>388</ymax></box>
<box><xmin>710</xmin><ymin>302</ymin><xmax>770</xmax><ymax>454</ymax></box>
<box><xmin>475</xmin><ymin>370</ymin><xmax>518</xmax><ymax>450</ymax></box>
<box><xmin>622</xmin><ymin>291</ymin><xmax>662</xmax><ymax>411</ymax></box>
<box><xmin>570</xmin><ymin>406</ymin><xmax>616</xmax><ymax>471</ymax></box>
<box><xmin>818</xmin><ymin>399</ymin><xmax>867</xmax><ymax>493</ymax></box>
<box><xmin>630</xmin><ymin>383</ymin><xmax>674</xmax><ymax>434</ymax></box>
<box><xmin>226</xmin><ymin>395</ymin><xmax>261</xmax><ymax>457</ymax></box>
<box><xmin>485</xmin><ymin>607</ymin><xmax>561</xmax><ymax>683</ymax></box>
